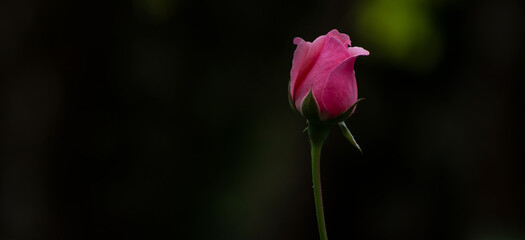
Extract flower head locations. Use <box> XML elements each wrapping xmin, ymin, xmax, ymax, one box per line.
<box><xmin>289</xmin><ymin>29</ymin><xmax>369</xmax><ymax>122</ymax></box>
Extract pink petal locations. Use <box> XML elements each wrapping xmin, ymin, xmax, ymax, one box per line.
<box><xmin>327</xmin><ymin>29</ymin><xmax>351</xmax><ymax>47</ymax></box>
<box><xmin>293</xmin><ymin>37</ymin><xmax>303</xmax><ymax>45</ymax></box>
<box><xmin>348</xmin><ymin>46</ymin><xmax>370</xmax><ymax>58</ymax></box>
<box><xmin>318</xmin><ymin>57</ymin><xmax>359</xmax><ymax>120</ymax></box>
<box><xmin>291</xmin><ymin>35</ymin><xmax>326</xmax><ymax>105</ymax></box>
<box><xmin>290</xmin><ymin>39</ymin><xmax>310</xmax><ymax>100</ymax></box>
<box><xmin>295</xmin><ymin>36</ymin><xmax>351</xmax><ymax>111</ymax></box>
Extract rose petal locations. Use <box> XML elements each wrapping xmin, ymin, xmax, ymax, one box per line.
<box><xmin>327</xmin><ymin>29</ymin><xmax>351</xmax><ymax>47</ymax></box>
<box><xmin>295</xmin><ymin>36</ymin><xmax>351</xmax><ymax>111</ymax></box>
<box><xmin>319</xmin><ymin>57</ymin><xmax>359</xmax><ymax>120</ymax></box>
<box><xmin>291</xmin><ymin>35</ymin><xmax>326</xmax><ymax>105</ymax></box>
<box><xmin>348</xmin><ymin>46</ymin><xmax>370</xmax><ymax>58</ymax></box>
<box><xmin>290</xmin><ymin>39</ymin><xmax>310</xmax><ymax>100</ymax></box>
<box><xmin>293</xmin><ymin>37</ymin><xmax>303</xmax><ymax>45</ymax></box>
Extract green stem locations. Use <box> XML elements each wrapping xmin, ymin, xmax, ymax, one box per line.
<box><xmin>308</xmin><ymin>122</ymin><xmax>331</xmax><ymax>240</ymax></box>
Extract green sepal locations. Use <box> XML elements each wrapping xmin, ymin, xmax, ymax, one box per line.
<box><xmin>327</xmin><ymin>98</ymin><xmax>365</xmax><ymax>124</ymax></box>
<box><xmin>338</xmin><ymin>121</ymin><xmax>362</xmax><ymax>153</ymax></box>
<box><xmin>308</xmin><ymin>121</ymin><xmax>331</xmax><ymax>148</ymax></box>
<box><xmin>301</xmin><ymin>88</ymin><xmax>321</xmax><ymax>122</ymax></box>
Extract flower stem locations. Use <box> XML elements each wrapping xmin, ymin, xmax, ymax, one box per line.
<box><xmin>308</xmin><ymin>122</ymin><xmax>331</xmax><ymax>240</ymax></box>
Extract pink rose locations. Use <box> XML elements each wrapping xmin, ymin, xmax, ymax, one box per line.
<box><xmin>289</xmin><ymin>29</ymin><xmax>369</xmax><ymax>122</ymax></box>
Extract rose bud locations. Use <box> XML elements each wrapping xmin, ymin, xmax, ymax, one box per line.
<box><xmin>289</xmin><ymin>29</ymin><xmax>369</xmax><ymax>122</ymax></box>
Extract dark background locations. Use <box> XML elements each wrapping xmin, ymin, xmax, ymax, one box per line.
<box><xmin>1</xmin><ymin>0</ymin><xmax>524</xmax><ymax>239</ymax></box>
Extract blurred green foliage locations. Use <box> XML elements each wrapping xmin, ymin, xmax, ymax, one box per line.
<box><xmin>355</xmin><ymin>0</ymin><xmax>443</xmax><ymax>72</ymax></box>
<box><xmin>135</xmin><ymin>0</ymin><xmax>179</xmax><ymax>22</ymax></box>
